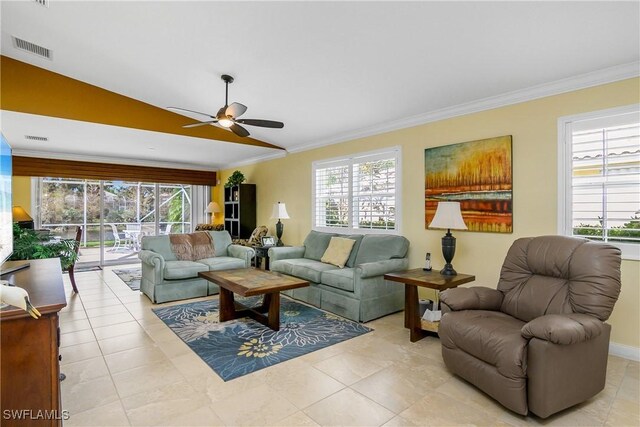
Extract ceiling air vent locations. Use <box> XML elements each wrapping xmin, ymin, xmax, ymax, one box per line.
<box><xmin>33</xmin><ymin>0</ymin><xmax>49</xmax><ymax>7</ymax></box>
<box><xmin>25</xmin><ymin>135</ymin><xmax>49</xmax><ymax>142</ymax></box>
<box><xmin>12</xmin><ymin>36</ymin><xmax>52</xmax><ymax>60</ymax></box>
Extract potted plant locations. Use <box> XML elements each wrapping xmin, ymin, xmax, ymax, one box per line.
<box><xmin>10</xmin><ymin>223</ymin><xmax>79</xmax><ymax>270</ymax></box>
<box><xmin>224</xmin><ymin>170</ymin><xmax>246</xmax><ymax>188</ymax></box>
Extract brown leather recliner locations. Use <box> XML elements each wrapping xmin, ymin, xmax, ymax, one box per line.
<box><xmin>439</xmin><ymin>235</ymin><xmax>621</xmax><ymax>418</ymax></box>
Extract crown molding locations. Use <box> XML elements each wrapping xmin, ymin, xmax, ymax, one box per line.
<box><xmin>12</xmin><ymin>149</ymin><xmax>217</xmax><ymax>172</ymax></box>
<box><xmin>288</xmin><ymin>61</ymin><xmax>640</xmax><ymax>154</ymax></box>
<box><xmin>224</xmin><ymin>150</ymin><xmax>288</xmax><ymax>169</ymax></box>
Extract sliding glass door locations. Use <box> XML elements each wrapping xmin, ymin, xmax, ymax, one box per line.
<box><xmin>37</xmin><ymin>178</ymin><xmax>192</xmax><ymax>267</ymax></box>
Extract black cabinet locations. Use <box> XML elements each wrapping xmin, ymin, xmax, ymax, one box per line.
<box><xmin>224</xmin><ymin>184</ymin><xmax>256</xmax><ymax>239</ymax></box>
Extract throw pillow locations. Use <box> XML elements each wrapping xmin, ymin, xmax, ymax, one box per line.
<box><xmin>321</xmin><ymin>237</ymin><xmax>356</xmax><ymax>268</ymax></box>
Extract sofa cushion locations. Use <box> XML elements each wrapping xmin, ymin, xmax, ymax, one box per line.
<box><xmin>207</xmin><ymin>231</ymin><xmax>232</xmax><ymax>257</ymax></box>
<box><xmin>321</xmin><ymin>268</ymin><xmax>356</xmax><ymax>292</ymax></box>
<box><xmin>354</xmin><ymin>234</ymin><xmax>409</xmax><ymax>265</ymax></box>
<box><xmin>271</xmin><ymin>258</ymin><xmax>339</xmax><ymax>283</ymax></box>
<box><xmin>321</xmin><ymin>237</ymin><xmax>356</xmax><ymax>268</ymax></box>
<box><xmin>440</xmin><ymin>310</ymin><xmax>527</xmax><ymax>379</ymax></box>
<box><xmin>303</xmin><ymin>231</ymin><xmax>338</xmax><ymax>261</ymax></box>
<box><xmin>345</xmin><ymin>234</ymin><xmax>364</xmax><ymax>268</ymax></box>
<box><xmin>142</xmin><ymin>235</ymin><xmax>178</xmax><ymax>261</ymax></box>
<box><xmin>164</xmin><ymin>260</ymin><xmax>209</xmax><ymax>280</ymax></box>
<box><xmin>197</xmin><ymin>256</ymin><xmax>246</xmax><ymax>271</ymax></box>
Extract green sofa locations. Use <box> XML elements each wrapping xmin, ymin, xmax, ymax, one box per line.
<box><xmin>138</xmin><ymin>230</ymin><xmax>255</xmax><ymax>303</ymax></box>
<box><xmin>269</xmin><ymin>230</ymin><xmax>409</xmax><ymax>322</ymax></box>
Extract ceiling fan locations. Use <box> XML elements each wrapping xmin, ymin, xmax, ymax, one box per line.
<box><xmin>167</xmin><ymin>74</ymin><xmax>284</xmax><ymax>138</ymax></box>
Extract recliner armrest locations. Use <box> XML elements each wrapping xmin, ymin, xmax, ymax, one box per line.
<box><xmin>268</xmin><ymin>246</ymin><xmax>305</xmax><ymax>262</ymax></box>
<box><xmin>358</xmin><ymin>258</ymin><xmax>409</xmax><ymax>279</ymax></box>
<box><xmin>521</xmin><ymin>313</ymin><xmax>605</xmax><ymax>345</ymax></box>
<box><xmin>440</xmin><ymin>287</ymin><xmax>503</xmax><ymax>312</ymax></box>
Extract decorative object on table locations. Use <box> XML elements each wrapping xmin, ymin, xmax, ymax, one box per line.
<box><xmin>167</xmin><ymin>74</ymin><xmax>284</xmax><ymax>138</ymax></box>
<box><xmin>153</xmin><ymin>296</ymin><xmax>371</xmax><ymax>381</ymax></box>
<box><xmin>0</xmin><ymin>281</ymin><xmax>41</xmax><ymax>319</ymax></box>
<box><xmin>429</xmin><ymin>201</ymin><xmax>467</xmax><ymax>276</ymax></box>
<box><xmin>12</xmin><ymin>205</ymin><xmax>34</xmax><ymax>229</ymax></box>
<box><xmin>423</xmin><ymin>252</ymin><xmax>432</xmax><ymax>271</ymax></box>
<box><xmin>205</xmin><ymin>201</ymin><xmax>221</xmax><ymax>223</ymax></box>
<box><xmin>223</xmin><ymin>170</ymin><xmax>246</xmax><ymax>188</ymax></box>
<box><xmin>271</xmin><ymin>201</ymin><xmax>290</xmax><ymax>246</ymax></box>
<box><xmin>261</xmin><ymin>236</ymin><xmax>276</xmax><ymax>247</ymax></box>
<box><xmin>425</xmin><ymin>135</ymin><xmax>512</xmax><ymax>233</ymax></box>
<box><xmin>195</xmin><ymin>223</ymin><xmax>225</xmax><ymax>231</ymax></box>
<box><xmin>113</xmin><ymin>267</ymin><xmax>141</xmax><ymax>291</ymax></box>
<box><xmin>10</xmin><ymin>223</ymin><xmax>79</xmax><ymax>271</ymax></box>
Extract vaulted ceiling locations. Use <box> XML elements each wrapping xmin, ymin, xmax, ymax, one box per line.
<box><xmin>1</xmin><ymin>1</ymin><xmax>638</xmax><ymax>171</ymax></box>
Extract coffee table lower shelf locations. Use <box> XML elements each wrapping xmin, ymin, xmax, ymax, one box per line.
<box><xmin>420</xmin><ymin>319</ymin><xmax>440</xmax><ymax>333</ymax></box>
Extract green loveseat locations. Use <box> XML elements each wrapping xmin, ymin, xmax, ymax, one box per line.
<box><xmin>138</xmin><ymin>230</ymin><xmax>255</xmax><ymax>303</ymax></box>
<box><xmin>269</xmin><ymin>230</ymin><xmax>409</xmax><ymax>322</ymax></box>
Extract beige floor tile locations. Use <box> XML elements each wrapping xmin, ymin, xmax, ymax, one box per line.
<box><xmin>304</xmin><ymin>388</ymin><xmax>395</xmax><ymax>426</ymax></box>
<box><xmin>98</xmin><ymin>331</ymin><xmax>155</xmax><ymax>355</ymax></box>
<box><xmin>79</xmin><ymin>291</ymin><xmax>117</xmax><ymax>302</ymax></box>
<box><xmin>64</xmin><ymin>400</ymin><xmax>130</xmax><ymax>426</ymax></box>
<box><xmin>61</xmin><ymin>329</ymin><xmax>96</xmax><ymax>347</ymax></box>
<box><xmin>399</xmin><ymin>389</ymin><xmax>500</xmax><ymax>426</ymax></box>
<box><xmin>60</xmin><ymin>341</ymin><xmax>103</xmax><ymax>364</ymax></box>
<box><xmin>352</xmin><ymin>364</ymin><xmax>448</xmax><ymax>413</ymax></box>
<box><xmin>89</xmin><ymin>312</ymin><xmax>137</xmax><ymax>328</ymax></box>
<box><xmin>605</xmin><ymin>397</ymin><xmax>640</xmax><ymax>427</ymax></box>
<box><xmin>61</xmin><ymin>356</ymin><xmax>110</xmax><ymax>385</ymax></box>
<box><xmin>104</xmin><ymin>344</ymin><xmax>169</xmax><ymax>374</ymax></box>
<box><xmin>93</xmin><ymin>320</ymin><xmax>145</xmax><ymax>340</ymax></box>
<box><xmin>162</xmin><ymin>404</ymin><xmax>225</xmax><ymax>426</ymax></box>
<box><xmin>61</xmin><ymin>375</ymin><xmax>120</xmax><ymax>415</ymax></box>
<box><xmin>82</xmin><ymin>297</ymin><xmax>124</xmax><ymax>309</ymax></box>
<box><xmin>382</xmin><ymin>415</ymin><xmax>426</xmax><ymax>426</ymax></box>
<box><xmin>269</xmin><ymin>411</ymin><xmax>320</xmax><ymax>426</ymax></box>
<box><xmin>59</xmin><ymin>310</ymin><xmax>89</xmax><ymax>323</ymax></box>
<box><xmin>85</xmin><ymin>304</ymin><xmax>129</xmax><ymax>318</ymax></box>
<box><xmin>625</xmin><ymin>361</ymin><xmax>640</xmax><ymax>379</ymax></box>
<box><xmin>169</xmin><ymin>352</ymin><xmax>215</xmax><ymax>378</ymax></box>
<box><xmin>210</xmin><ymin>383</ymin><xmax>298</xmax><ymax>426</ymax></box>
<box><xmin>263</xmin><ymin>364</ymin><xmax>345</xmax><ymax>409</ymax></box>
<box><xmin>435</xmin><ymin>376</ymin><xmax>510</xmax><ymax>418</ymax></box>
<box><xmin>188</xmin><ymin>369</ymin><xmax>263</xmax><ymax>403</ymax></box>
<box><xmin>111</xmin><ymin>360</ymin><xmax>185</xmax><ymax>398</ymax></box>
<box><xmin>313</xmin><ymin>351</ymin><xmax>388</xmax><ymax>385</ymax></box>
<box><xmin>573</xmin><ymin>383</ymin><xmax>617</xmax><ymax>423</ymax></box>
<box><xmin>59</xmin><ymin>318</ymin><xmax>92</xmax><ymax>333</ymax></box>
<box><xmin>297</xmin><ymin>340</ymin><xmax>347</xmax><ymax>364</ymax></box>
<box><xmin>155</xmin><ymin>336</ymin><xmax>192</xmax><ymax>358</ymax></box>
<box><xmin>123</xmin><ymin>380</ymin><xmax>210</xmax><ymax>426</ymax></box>
<box><xmin>617</xmin><ymin>375</ymin><xmax>640</xmax><ymax>404</ymax></box>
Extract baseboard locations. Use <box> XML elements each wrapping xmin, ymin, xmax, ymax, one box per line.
<box><xmin>609</xmin><ymin>342</ymin><xmax>640</xmax><ymax>361</ymax></box>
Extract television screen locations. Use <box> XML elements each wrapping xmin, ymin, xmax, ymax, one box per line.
<box><xmin>0</xmin><ymin>133</ymin><xmax>12</xmax><ymax>264</ymax></box>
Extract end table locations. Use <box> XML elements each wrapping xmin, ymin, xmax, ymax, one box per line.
<box><xmin>384</xmin><ymin>269</ymin><xmax>475</xmax><ymax>342</ymax></box>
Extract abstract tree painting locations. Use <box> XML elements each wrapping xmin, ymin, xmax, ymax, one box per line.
<box><xmin>425</xmin><ymin>136</ymin><xmax>513</xmax><ymax>233</ymax></box>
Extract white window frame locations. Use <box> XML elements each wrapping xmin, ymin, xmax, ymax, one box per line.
<box><xmin>557</xmin><ymin>104</ymin><xmax>640</xmax><ymax>260</ymax></box>
<box><xmin>312</xmin><ymin>146</ymin><xmax>402</xmax><ymax>235</ymax></box>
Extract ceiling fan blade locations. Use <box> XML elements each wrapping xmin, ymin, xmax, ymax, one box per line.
<box><xmin>225</xmin><ymin>102</ymin><xmax>247</xmax><ymax>118</ymax></box>
<box><xmin>167</xmin><ymin>106</ymin><xmax>214</xmax><ymax>119</ymax></box>
<box><xmin>236</xmin><ymin>119</ymin><xmax>284</xmax><ymax>129</ymax></box>
<box><xmin>183</xmin><ymin>121</ymin><xmax>217</xmax><ymax>128</ymax></box>
<box><xmin>230</xmin><ymin>123</ymin><xmax>250</xmax><ymax>137</ymax></box>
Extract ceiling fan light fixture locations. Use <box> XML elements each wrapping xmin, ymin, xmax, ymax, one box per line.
<box><xmin>218</xmin><ymin>117</ymin><xmax>234</xmax><ymax>128</ymax></box>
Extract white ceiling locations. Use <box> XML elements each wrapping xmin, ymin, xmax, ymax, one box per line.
<box><xmin>1</xmin><ymin>1</ymin><xmax>639</xmax><ymax>170</ymax></box>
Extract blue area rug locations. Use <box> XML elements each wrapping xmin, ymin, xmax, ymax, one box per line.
<box><xmin>113</xmin><ymin>267</ymin><xmax>141</xmax><ymax>291</ymax></box>
<box><xmin>153</xmin><ymin>297</ymin><xmax>372</xmax><ymax>381</ymax></box>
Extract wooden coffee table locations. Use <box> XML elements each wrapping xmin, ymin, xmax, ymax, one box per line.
<box><xmin>384</xmin><ymin>269</ymin><xmax>475</xmax><ymax>342</ymax></box>
<box><xmin>199</xmin><ymin>268</ymin><xmax>309</xmax><ymax>331</ymax></box>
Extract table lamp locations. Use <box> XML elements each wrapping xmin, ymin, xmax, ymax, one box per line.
<box><xmin>428</xmin><ymin>201</ymin><xmax>467</xmax><ymax>276</ymax></box>
<box><xmin>270</xmin><ymin>202</ymin><xmax>290</xmax><ymax>246</ymax></box>
<box><xmin>205</xmin><ymin>201</ymin><xmax>221</xmax><ymax>224</ymax></box>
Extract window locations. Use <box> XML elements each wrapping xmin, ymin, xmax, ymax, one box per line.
<box><xmin>313</xmin><ymin>147</ymin><xmax>401</xmax><ymax>233</ymax></box>
<box><xmin>558</xmin><ymin>105</ymin><xmax>640</xmax><ymax>260</ymax></box>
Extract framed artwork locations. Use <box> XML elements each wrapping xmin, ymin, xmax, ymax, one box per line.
<box><xmin>425</xmin><ymin>135</ymin><xmax>513</xmax><ymax>233</ymax></box>
<box><xmin>261</xmin><ymin>236</ymin><xmax>276</xmax><ymax>246</ymax></box>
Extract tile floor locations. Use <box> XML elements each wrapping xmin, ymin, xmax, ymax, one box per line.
<box><xmin>58</xmin><ymin>267</ymin><xmax>640</xmax><ymax>426</ymax></box>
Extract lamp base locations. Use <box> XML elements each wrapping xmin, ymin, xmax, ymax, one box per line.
<box><xmin>440</xmin><ymin>230</ymin><xmax>458</xmax><ymax>276</ymax></box>
<box><xmin>440</xmin><ymin>264</ymin><xmax>457</xmax><ymax>276</ymax></box>
<box><xmin>275</xmin><ymin>220</ymin><xmax>284</xmax><ymax>246</ymax></box>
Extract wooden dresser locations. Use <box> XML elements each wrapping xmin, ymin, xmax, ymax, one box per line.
<box><xmin>1</xmin><ymin>258</ymin><xmax>67</xmax><ymax>426</ymax></box>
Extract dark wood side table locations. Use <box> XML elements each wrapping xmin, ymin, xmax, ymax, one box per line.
<box><xmin>1</xmin><ymin>258</ymin><xmax>67</xmax><ymax>426</ymax></box>
<box><xmin>254</xmin><ymin>245</ymin><xmax>273</xmax><ymax>270</ymax></box>
<box><xmin>384</xmin><ymin>269</ymin><xmax>475</xmax><ymax>342</ymax></box>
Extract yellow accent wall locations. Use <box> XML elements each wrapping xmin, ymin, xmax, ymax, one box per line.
<box><xmin>12</xmin><ymin>176</ymin><xmax>32</xmax><ymax>215</ymax></box>
<box><xmin>217</xmin><ymin>78</ymin><xmax>640</xmax><ymax>349</ymax></box>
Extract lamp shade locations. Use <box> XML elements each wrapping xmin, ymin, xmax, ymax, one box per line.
<box><xmin>205</xmin><ymin>201</ymin><xmax>221</xmax><ymax>214</ymax></box>
<box><xmin>12</xmin><ymin>206</ymin><xmax>33</xmax><ymax>222</ymax></box>
<box><xmin>270</xmin><ymin>202</ymin><xmax>290</xmax><ymax>219</ymax></box>
<box><xmin>429</xmin><ymin>202</ymin><xmax>467</xmax><ymax>230</ymax></box>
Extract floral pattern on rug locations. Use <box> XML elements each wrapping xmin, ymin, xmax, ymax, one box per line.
<box><xmin>113</xmin><ymin>268</ymin><xmax>141</xmax><ymax>291</ymax></box>
<box><xmin>153</xmin><ymin>297</ymin><xmax>372</xmax><ymax>381</ymax></box>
